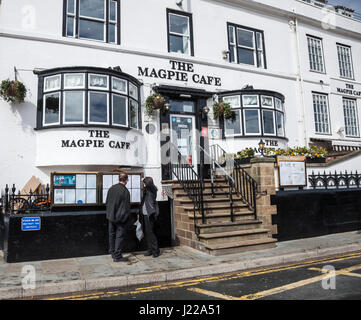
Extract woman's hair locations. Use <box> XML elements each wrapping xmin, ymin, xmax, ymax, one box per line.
<box><xmin>143</xmin><ymin>177</ymin><xmax>158</xmax><ymax>195</ymax></box>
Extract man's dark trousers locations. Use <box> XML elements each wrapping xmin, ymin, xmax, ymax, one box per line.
<box><xmin>108</xmin><ymin>221</ymin><xmax>126</xmax><ymax>259</ymax></box>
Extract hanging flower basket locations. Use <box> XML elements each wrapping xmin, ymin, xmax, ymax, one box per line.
<box><xmin>212</xmin><ymin>101</ymin><xmax>236</xmax><ymax>122</ymax></box>
<box><xmin>145</xmin><ymin>93</ymin><xmax>166</xmax><ymax>116</ymax></box>
<box><xmin>0</xmin><ymin>79</ymin><xmax>27</xmax><ymax>103</ymax></box>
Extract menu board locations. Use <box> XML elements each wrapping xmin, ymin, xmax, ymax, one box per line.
<box><xmin>277</xmin><ymin>156</ymin><xmax>307</xmax><ymax>187</ymax></box>
<box><xmin>53</xmin><ymin>173</ymin><xmax>97</xmax><ymax>205</ymax></box>
<box><xmin>102</xmin><ymin>173</ymin><xmax>142</xmax><ymax>204</ymax></box>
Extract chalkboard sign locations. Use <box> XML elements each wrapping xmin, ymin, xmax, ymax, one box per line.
<box><xmin>277</xmin><ymin>156</ymin><xmax>307</xmax><ymax>188</ymax></box>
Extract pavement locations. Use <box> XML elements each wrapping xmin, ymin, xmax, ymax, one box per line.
<box><xmin>1</xmin><ymin>230</ymin><xmax>361</xmax><ymax>300</ymax></box>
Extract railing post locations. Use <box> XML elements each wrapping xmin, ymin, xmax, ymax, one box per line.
<box><xmin>229</xmin><ymin>178</ymin><xmax>234</xmax><ymax>222</ymax></box>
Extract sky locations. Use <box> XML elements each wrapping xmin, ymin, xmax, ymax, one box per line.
<box><xmin>327</xmin><ymin>0</ymin><xmax>361</xmax><ymax>14</ymax></box>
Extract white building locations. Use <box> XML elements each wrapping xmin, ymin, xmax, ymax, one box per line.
<box><xmin>1</xmin><ymin>0</ymin><xmax>361</xmax><ymax>204</ymax></box>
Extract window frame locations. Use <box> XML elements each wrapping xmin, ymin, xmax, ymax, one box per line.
<box><xmin>312</xmin><ymin>92</ymin><xmax>331</xmax><ymax>135</ymax></box>
<box><xmin>112</xmin><ymin>93</ymin><xmax>128</xmax><ymax>128</ymax></box>
<box><xmin>166</xmin><ymin>9</ymin><xmax>194</xmax><ymax>56</ymax></box>
<box><xmin>227</xmin><ymin>22</ymin><xmax>266</xmax><ymax>69</ymax></box>
<box><xmin>337</xmin><ymin>43</ymin><xmax>354</xmax><ymax>80</ymax></box>
<box><xmin>43</xmin><ymin>92</ymin><xmax>61</xmax><ymax>127</ymax></box>
<box><xmin>223</xmin><ymin>95</ymin><xmax>242</xmax><ymax>137</ymax></box>
<box><xmin>343</xmin><ymin>98</ymin><xmax>359</xmax><ymax>138</ymax></box>
<box><xmin>63</xmin><ymin>0</ymin><xmax>121</xmax><ymax>45</ymax></box>
<box><xmin>88</xmin><ymin>91</ymin><xmax>110</xmax><ymax>125</ymax></box>
<box><xmin>307</xmin><ymin>35</ymin><xmax>326</xmax><ymax>74</ymax></box>
<box><xmin>63</xmin><ymin>90</ymin><xmax>86</xmax><ymax>125</ymax></box>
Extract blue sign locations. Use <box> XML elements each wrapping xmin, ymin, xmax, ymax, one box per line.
<box><xmin>21</xmin><ymin>217</ymin><xmax>41</xmax><ymax>231</ymax></box>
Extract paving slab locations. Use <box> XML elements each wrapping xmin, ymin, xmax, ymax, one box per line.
<box><xmin>0</xmin><ymin>231</ymin><xmax>360</xmax><ymax>299</ymax></box>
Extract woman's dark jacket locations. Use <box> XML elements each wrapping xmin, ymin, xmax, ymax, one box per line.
<box><xmin>140</xmin><ymin>189</ymin><xmax>159</xmax><ymax>218</ymax></box>
<box><xmin>106</xmin><ymin>183</ymin><xmax>130</xmax><ymax>224</ymax></box>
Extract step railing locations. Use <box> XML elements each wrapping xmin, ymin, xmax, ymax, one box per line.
<box><xmin>199</xmin><ymin>145</ymin><xmax>236</xmax><ymax>222</ymax></box>
<box><xmin>210</xmin><ymin>144</ymin><xmax>258</xmax><ymax>219</ymax></box>
<box><xmin>168</xmin><ymin>143</ymin><xmax>205</xmax><ymax>231</ymax></box>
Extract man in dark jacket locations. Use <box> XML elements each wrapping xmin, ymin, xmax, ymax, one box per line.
<box><xmin>106</xmin><ymin>172</ymin><xmax>130</xmax><ymax>262</ymax></box>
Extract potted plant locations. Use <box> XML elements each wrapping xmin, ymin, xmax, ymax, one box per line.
<box><xmin>212</xmin><ymin>101</ymin><xmax>236</xmax><ymax>121</ymax></box>
<box><xmin>0</xmin><ymin>79</ymin><xmax>27</xmax><ymax>103</ymax></box>
<box><xmin>234</xmin><ymin>148</ymin><xmax>255</xmax><ymax>164</ymax></box>
<box><xmin>145</xmin><ymin>93</ymin><xmax>166</xmax><ymax>116</ymax></box>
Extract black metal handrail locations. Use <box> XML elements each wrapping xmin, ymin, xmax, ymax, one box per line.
<box><xmin>309</xmin><ymin>171</ymin><xmax>361</xmax><ymax>189</ymax></box>
<box><xmin>2</xmin><ymin>184</ymin><xmax>50</xmax><ymax>214</ymax></box>
<box><xmin>168</xmin><ymin>143</ymin><xmax>205</xmax><ymax>231</ymax></box>
<box><xmin>200</xmin><ymin>145</ymin><xmax>235</xmax><ymax>222</ymax></box>
<box><xmin>210</xmin><ymin>144</ymin><xmax>258</xmax><ymax>219</ymax></box>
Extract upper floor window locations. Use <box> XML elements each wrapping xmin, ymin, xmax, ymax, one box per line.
<box><xmin>307</xmin><ymin>35</ymin><xmax>325</xmax><ymax>73</ymax></box>
<box><xmin>64</xmin><ymin>0</ymin><xmax>120</xmax><ymax>44</ymax></box>
<box><xmin>337</xmin><ymin>44</ymin><xmax>354</xmax><ymax>79</ymax></box>
<box><xmin>227</xmin><ymin>23</ymin><xmax>266</xmax><ymax>68</ymax></box>
<box><xmin>38</xmin><ymin>67</ymin><xmax>141</xmax><ymax>130</ymax></box>
<box><xmin>167</xmin><ymin>9</ymin><xmax>194</xmax><ymax>56</ymax></box>
<box><xmin>221</xmin><ymin>90</ymin><xmax>285</xmax><ymax>138</ymax></box>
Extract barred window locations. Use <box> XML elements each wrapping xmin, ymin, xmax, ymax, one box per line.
<box><xmin>337</xmin><ymin>44</ymin><xmax>354</xmax><ymax>79</ymax></box>
<box><xmin>343</xmin><ymin>98</ymin><xmax>359</xmax><ymax>137</ymax></box>
<box><xmin>312</xmin><ymin>93</ymin><xmax>330</xmax><ymax>134</ymax></box>
<box><xmin>307</xmin><ymin>36</ymin><xmax>325</xmax><ymax>73</ymax></box>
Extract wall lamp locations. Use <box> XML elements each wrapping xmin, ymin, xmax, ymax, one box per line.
<box><xmin>164</xmin><ymin>103</ymin><xmax>171</xmax><ymax>111</ymax></box>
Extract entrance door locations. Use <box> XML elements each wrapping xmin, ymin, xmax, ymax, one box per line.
<box><xmin>170</xmin><ymin>114</ymin><xmax>197</xmax><ymax>173</ymax></box>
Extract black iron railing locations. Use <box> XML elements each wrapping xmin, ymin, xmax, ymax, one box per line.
<box><xmin>2</xmin><ymin>184</ymin><xmax>50</xmax><ymax>214</ymax></box>
<box><xmin>168</xmin><ymin>143</ymin><xmax>205</xmax><ymax>232</ymax></box>
<box><xmin>210</xmin><ymin>144</ymin><xmax>258</xmax><ymax>219</ymax></box>
<box><xmin>309</xmin><ymin>171</ymin><xmax>361</xmax><ymax>189</ymax></box>
<box><xmin>201</xmin><ymin>145</ymin><xmax>235</xmax><ymax>222</ymax></box>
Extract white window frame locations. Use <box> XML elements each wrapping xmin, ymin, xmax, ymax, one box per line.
<box><xmin>243</xmin><ymin>109</ymin><xmax>261</xmax><ymax>135</ymax></box>
<box><xmin>128</xmin><ymin>82</ymin><xmax>138</xmax><ymax>100</ymax></box>
<box><xmin>262</xmin><ymin>109</ymin><xmax>276</xmax><ymax>136</ymax></box>
<box><xmin>223</xmin><ymin>95</ymin><xmax>240</xmax><ymax>108</ymax></box>
<box><xmin>276</xmin><ymin>111</ymin><xmax>285</xmax><ymax>137</ymax></box>
<box><xmin>43</xmin><ymin>92</ymin><xmax>61</xmax><ymax>126</ymax></box>
<box><xmin>168</xmin><ymin>13</ymin><xmax>191</xmax><ymax>55</ymax></box>
<box><xmin>129</xmin><ymin>98</ymin><xmax>139</xmax><ymax>129</ymax></box>
<box><xmin>112</xmin><ymin>76</ymin><xmax>127</xmax><ymax>94</ymax></box>
<box><xmin>224</xmin><ymin>109</ymin><xmax>242</xmax><ymax>137</ymax></box>
<box><xmin>78</xmin><ymin>0</ymin><xmax>107</xmax><ymax>42</ymax></box>
<box><xmin>307</xmin><ymin>36</ymin><xmax>325</xmax><ymax>73</ymax></box>
<box><xmin>63</xmin><ymin>91</ymin><xmax>85</xmax><ymax>125</ymax></box>
<box><xmin>312</xmin><ymin>93</ymin><xmax>330</xmax><ymax>134</ymax></box>
<box><xmin>88</xmin><ymin>74</ymin><xmax>109</xmax><ymax>90</ymax></box>
<box><xmin>343</xmin><ymin>98</ymin><xmax>359</xmax><ymax>137</ymax></box>
<box><xmin>44</xmin><ymin>75</ymin><xmax>61</xmax><ymax>93</ymax></box>
<box><xmin>88</xmin><ymin>91</ymin><xmax>109</xmax><ymax>125</ymax></box>
<box><xmin>261</xmin><ymin>95</ymin><xmax>274</xmax><ymax>109</ymax></box>
<box><xmin>337</xmin><ymin>44</ymin><xmax>354</xmax><ymax>80</ymax></box>
<box><xmin>108</xmin><ymin>0</ymin><xmax>117</xmax><ymax>44</ymax></box>
<box><xmin>66</xmin><ymin>0</ymin><xmax>76</xmax><ymax>37</ymax></box>
<box><xmin>63</xmin><ymin>73</ymin><xmax>85</xmax><ymax>89</ymax></box>
<box><xmin>275</xmin><ymin>98</ymin><xmax>283</xmax><ymax>111</ymax></box>
<box><xmin>242</xmin><ymin>95</ymin><xmax>259</xmax><ymax>108</ymax></box>
<box><xmin>112</xmin><ymin>94</ymin><xmax>128</xmax><ymax>128</ymax></box>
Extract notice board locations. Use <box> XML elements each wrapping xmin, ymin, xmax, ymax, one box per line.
<box><xmin>277</xmin><ymin>156</ymin><xmax>307</xmax><ymax>188</ymax></box>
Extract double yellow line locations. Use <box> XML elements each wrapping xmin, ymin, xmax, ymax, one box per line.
<box><xmin>45</xmin><ymin>251</ymin><xmax>361</xmax><ymax>300</ymax></box>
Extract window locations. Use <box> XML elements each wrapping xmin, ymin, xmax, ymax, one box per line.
<box><xmin>64</xmin><ymin>0</ymin><xmax>119</xmax><ymax>44</ymax></box>
<box><xmin>38</xmin><ymin>67</ymin><xmax>141</xmax><ymax>130</ymax></box>
<box><xmin>228</xmin><ymin>23</ymin><xmax>265</xmax><ymax>68</ymax></box>
<box><xmin>343</xmin><ymin>98</ymin><xmax>359</xmax><ymax>137</ymax></box>
<box><xmin>337</xmin><ymin>44</ymin><xmax>354</xmax><ymax>79</ymax></box>
<box><xmin>43</xmin><ymin>92</ymin><xmax>60</xmax><ymax>126</ymax></box>
<box><xmin>167</xmin><ymin>10</ymin><xmax>193</xmax><ymax>55</ymax></box>
<box><xmin>307</xmin><ymin>36</ymin><xmax>325</xmax><ymax>73</ymax></box>
<box><xmin>221</xmin><ymin>91</ymin><xmax>285</xmax><ymax>138</ymax></box>
<box><xmin>312</xmin><ymin>93</ymin><xmax>330</xmax><ymax>134</ymax></box>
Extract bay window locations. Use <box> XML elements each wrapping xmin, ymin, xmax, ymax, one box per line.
<box><xmin>37</xmin><ymin>67</ymin><xmax>141</xmax><ymax>130</ymax></box>
<box><xmin>221</xmin><ymin>90</ymin><xmax>286</xmax><ymax>139</ymax></box>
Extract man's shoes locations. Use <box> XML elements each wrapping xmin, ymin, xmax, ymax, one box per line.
<box><xmin>152</xmin><ymin>251</ymin><xmax>160</xmax><ymax>258</ymax></box>
<box><xmin>113</xmin><ymin>256</ymin><xmax>128</xmax><ymax>262</ymax></box>
<box><xmin>144</xmin><ymin>251</ymin><xmax>153</xmax><ymax>256</ymax></box>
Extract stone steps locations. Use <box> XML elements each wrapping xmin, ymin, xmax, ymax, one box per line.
<box><xmin>203</xmin><ymin>238</ymin><xmax>277</xmax><ymax>256</ymax></box>
<box><xmin>188</xmin><ymin>210</ymin><xmax>255</xmax><ymax>223</ymax></box>
<box><xmin>197</xmin><ymin>219</ymin><xmax>263</xmax><ymax>233</ymax></box>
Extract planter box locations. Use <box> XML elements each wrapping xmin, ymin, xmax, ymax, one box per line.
<box><xmin>306</xmin><ymin>157</ymin><xmax>327</xmax><ymax>163</ymax></box>
<box><xmin>234</xmin><ymin>158</ymin><xmax>252</xmax><ymax>165</ymax></box>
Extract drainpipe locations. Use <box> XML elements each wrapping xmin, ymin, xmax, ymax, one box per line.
<box><xmin>292</xmin><ymin>13</ymin><xmax>309</xmax><ymax>147</ymax></box>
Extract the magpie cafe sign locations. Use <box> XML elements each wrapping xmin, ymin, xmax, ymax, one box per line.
<box><xmin>138</xmin><ymin>60</ymin><xmax>222</xmax><ymax>86</ymax></box>
<box><xmin>337</xmin><ymin>83</ymin><xmax>361</xmax><ymax>97</ymax></box>
<box><xmin>61</xmin><ymin>130</ymin><xmax>131</xmax><ymax>149</ymax></box>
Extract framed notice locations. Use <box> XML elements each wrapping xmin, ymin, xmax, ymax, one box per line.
<box><xmin>277</xmin><ymin>156</ymin><xmax>307</xmax><ymax>188</ymax></box>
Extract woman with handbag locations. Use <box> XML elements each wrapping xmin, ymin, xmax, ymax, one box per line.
<box><xmin>139</xmin><ymin>177</ymin><xmax>160</xmax><ymax>258</ymax></box>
